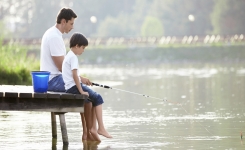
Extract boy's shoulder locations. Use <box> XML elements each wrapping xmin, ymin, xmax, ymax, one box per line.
<box><xmin>65</xmin><ymin>51</ymin><xmax>77</xmax><ymax>59</ymax></box>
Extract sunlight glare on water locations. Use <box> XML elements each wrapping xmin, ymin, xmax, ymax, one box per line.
<box><xmin>1</xmin><ymin>65</ymin><xmax>245</xmax><ymax>149</ymax></box>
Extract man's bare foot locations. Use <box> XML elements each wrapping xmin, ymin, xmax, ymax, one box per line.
<box><xmin>82</xmin><ymin>133</ymin><xmax>87</xmax><ymax>141</ymax></box>
<box><xmin>87</xmin><ymin>133</ymin><xmax>95</xmax><ymax>141</ymax></box>
<box><xmin>82</xmin><ymin>131</ymin><xmax>87</xmax><ymax>141</ymax></box>
<box><xmin>82</xmin><ymin>132</ymin><xmax>95</xmax><ymax>141</ymax></box>
<box><xmin>97</xmin><ymin>128</ymin><xmax>112</xmax><ymax>138</ymax></box>
<box><xmin>90</xmin><ymin>128</ymin><xmax>101</xmax><ymax>141</ymax></box>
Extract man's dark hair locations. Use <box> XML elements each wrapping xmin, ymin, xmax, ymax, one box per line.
<box><xmin>70</xmin><ymin>33</ymin><xmax>88</xmax><ymax>48</ymax></box>
<box><xmin>56</xmin><ymin>8</ymin><xmax>77</xmax><ymax>24</ymax></box>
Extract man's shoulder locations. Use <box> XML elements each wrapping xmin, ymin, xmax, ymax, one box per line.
<box><xmin>43</xmin><ymin>26</ymin><xmax>61</xmax><ymax>40</ymax></box>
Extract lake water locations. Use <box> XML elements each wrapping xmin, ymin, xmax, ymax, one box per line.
<box><xmin>1</xmin><ymin>64</ymin><xmax>245</xmax><ymax>150</ymax></box>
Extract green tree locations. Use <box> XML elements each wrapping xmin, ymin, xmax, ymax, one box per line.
<box><xmin>97</xmin><ymin>14</ymin><xmax>137</xmax><ymax>37</ymax></box>
<box><xmin>148</xmin><ymin>0</ymin><xmax>214</xmax><ymax>36</ymax></box>
<box><xmin>211</xmin><ymin>0</ymin><xmax>245</xmax><ymax>35</ymax></box>
<box><xmin>96</xmin><ymin>0</ymin><xmax>151</xmax><ymax>37</ymax></box>
<box><xmin>0</xmin><ymin>0</ymin><xmax>32</xmax><ymax>38</ymax></box>
<box><xmin>141</xmin><ymin>16</ymin><xmax>164</xmax><ymax>36</ymax></box>
<box><xmin>70</xmin><ymin>0</ymin><xmax>136</xmax><ymax>37</ymax></box>
<box><xmin>24</xmin><ymin>0</ymin><xmax>60</xmax><ymax>38</ymax></box>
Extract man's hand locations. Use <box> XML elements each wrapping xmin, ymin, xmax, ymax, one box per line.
<box><xmin>80</xmin><ymin>76</ymin><xmax>92</xmax><ymax>86</ymax></box>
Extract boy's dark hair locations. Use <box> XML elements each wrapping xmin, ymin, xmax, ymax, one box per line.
<box><xmin>70</xmin><ymin>33</ymin><xmax>88</xmax><ymax>48</ymax></box>
<box><xmin>56</xmin><ymin>8</ymin><xmax>77</xmax><ymax>24</ymax></box>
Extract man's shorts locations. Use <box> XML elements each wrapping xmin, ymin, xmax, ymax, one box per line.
<box><xmin>48</xmin><ymin>74</ymin><xmax>66</xmax><ymax>92</ymax></box>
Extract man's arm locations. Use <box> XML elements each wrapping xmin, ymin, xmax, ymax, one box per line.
<box><xmin>52</xmin><ymin>56</ymin><xmax>64</xmax><ymax>72</ymax></box>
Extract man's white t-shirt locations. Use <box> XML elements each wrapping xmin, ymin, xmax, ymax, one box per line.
<box><xmin>40</xmin><ymin>26</ymin><xmax>66</xmax><ymax>80</ymax></box>
<box><xmin>62</xmin><ymin>50</ymin><xmax>81</xmax><ymax>90</ymax></box>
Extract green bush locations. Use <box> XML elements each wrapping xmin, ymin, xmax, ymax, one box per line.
<box><xmin>141</xmin><ymin>16</ymin><xmax>164</xmax><ymax>36</ymax></box>
<box><xmin>0</xmin><ymin>38</ymin><xmax>39</xmax><ymax>85</ymax></box>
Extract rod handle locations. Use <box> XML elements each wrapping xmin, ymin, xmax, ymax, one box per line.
<box><xmin>92</xmin><ymin>83</ymin><xmax>99</xmax><ymax>86</ymax></box>
<box><xmin>92</xmin><ymin>83</ymin><xmax>111</xmax><ymax>89</ymax></box>
<box><xmin>104</xmin><ymin>85</ymin><xmax>110</xmax><ymax>89</ymax></box>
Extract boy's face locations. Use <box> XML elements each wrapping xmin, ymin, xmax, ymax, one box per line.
<box><xmin>77</xmin><ymin>45</ymin><xmax>86</xmax><ymax>55</ymax></box>
<box><xmin>63</xmin><ymin>18</ymin><xmax>75</xmax><ymax>33</ymax></box>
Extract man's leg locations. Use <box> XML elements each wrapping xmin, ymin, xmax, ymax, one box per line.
<box><xmin>80</xmin><ymin>113</ymin><xmax>89</xmax><ymax>141</ymax></box>
<box><xmin>89</xmin><ymin>107</ymin><xmax>101</xmax><ymax>141</ymax></box>
<box><xmin>84</xmin><ymin>102</ymin><xmax>97</xmax><ymax>141</ymax></box>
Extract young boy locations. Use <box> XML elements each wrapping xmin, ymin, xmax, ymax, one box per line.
<box><xmin>62</xmin><ymin>32</ymin><xmax>112</xmax><ymax>141</ymax></box>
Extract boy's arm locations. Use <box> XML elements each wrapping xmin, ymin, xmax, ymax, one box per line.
<box><xmin>72</xmin><ymin>69</ymin><xmax>89</xmax><ymax>96</ymax></box>
<box><xmin>80</xmin><ymin>76</ymin><xmax>92</xmax><ymax>86</ymax></box>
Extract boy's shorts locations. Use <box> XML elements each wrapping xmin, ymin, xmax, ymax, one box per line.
<box><xmin>66</xmin><ymin>84</ymin><xmax>104</xmax><ymax>107</ymax></box>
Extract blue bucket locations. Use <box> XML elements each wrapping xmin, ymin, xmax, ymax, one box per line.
<box><xmin>31</xmin><ymin>71</ymin><xmax>50</xmax><ymax>93</ymax></box>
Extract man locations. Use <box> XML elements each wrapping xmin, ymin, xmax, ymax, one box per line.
<box><xmin>40</xmin><ymin>7</ymin><xmax>99</xmax><ymax>141</ymax></box>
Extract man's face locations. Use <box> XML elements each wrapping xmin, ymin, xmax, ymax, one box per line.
<box><xmin>63</xmin><ymin>17</ymin><xmax>75</xmax><ymax>33</ymax></box>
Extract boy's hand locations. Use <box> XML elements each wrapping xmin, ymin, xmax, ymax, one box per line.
<box><xmin>81</xmin><ymin>91</ymin><xmax>89</xmax><ymax>97</ymax></box>
<box><xmin>80</xmin><ymin>76</ymin><xmax>92</xmax><ymax>86</ymax></box>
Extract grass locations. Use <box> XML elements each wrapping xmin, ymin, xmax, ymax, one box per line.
<box><xmin>0</xmin><ymin>38</ymin><xmax>39</xmax><ymax>85</ymax></box>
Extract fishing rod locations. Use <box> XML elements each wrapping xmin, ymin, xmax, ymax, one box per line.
<box><xmin>92</xmin><ymin>82</ymin><xmax>167</xmax><ymax>102</ymax></box>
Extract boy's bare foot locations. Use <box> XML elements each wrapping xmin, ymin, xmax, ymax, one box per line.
<box><xmin>90</xmin><ymin>128</ymin><xmax>101</xmax><ymax>141</ymax></box>
<box><xmin>97</xmin><ymin>128</ymin><xmax>112</xmax><ymax>138</ymax></box>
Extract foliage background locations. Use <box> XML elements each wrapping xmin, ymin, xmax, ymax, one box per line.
<box><xmin>0</xmin><ymin>39</ymin><xmax>39</xmax><ymax>85</ymax></box>
<box><xmin>1</xmin><ymin>0</ymin><xmax>245</xmax><ymax>38</ymax></box>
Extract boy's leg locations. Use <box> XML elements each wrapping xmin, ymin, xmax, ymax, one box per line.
<box><xmin>81</xmin><ymin>84</ymin><xmax>112</xmax><ymax>139</ymax></box>
<box><xmin>94</xmin><ymin>104</ymin><xmax>112</xmax><ymax>138</ymax></box>
<box><xmin>65</xmin><ymin>85</ymin><xmax>93</xmax><ymax>141</ymax></box>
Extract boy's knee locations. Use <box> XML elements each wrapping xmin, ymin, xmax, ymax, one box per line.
<box><xmin>92</xmin><ymin>93</ymin><xmax>104</xmax><ymax>107</ymax></box>
<box><xmin>96</xmin><ymin>93</ymin><xmax>102</xmax><ymax>99</ymax></box>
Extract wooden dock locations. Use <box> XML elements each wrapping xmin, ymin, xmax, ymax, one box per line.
<box><xmin>0</xmin><ymin>85</ymin><xmax>88</xmax><ymax>145</ymax></box>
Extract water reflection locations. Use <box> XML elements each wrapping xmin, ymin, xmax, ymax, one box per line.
<box><xmin>82</xmin><ymin>141</ymin><xmax>101</xmax><ymax>150</ymax></box>
<box><xmin>52</xmin><ymin>139</ymin><xmax>68</xmax><ymax>150</ymax></box>
<box><xmin>0</xmin><ymin>64</ymin><xmax>245</xmax><ymax>149</ymax></box>
<box><xmin>51</xmin><ymin>140</ymin><xmax>101</xmax><ymax>150</ymax></box>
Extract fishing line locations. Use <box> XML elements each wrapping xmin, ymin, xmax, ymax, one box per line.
<box><xmin>92</xmin><ymin>82</ymin><xmax>218</xmax><ymax>141</ymax></box>
<box><xmin>179</xmin><ymin>103</ymin><xmax>214</xmax><ymax>137</ymax></box>
<box><xmin>92</xmin><ymin>82</ymin><xmax>167</xmax><ymax>102</ymax></box>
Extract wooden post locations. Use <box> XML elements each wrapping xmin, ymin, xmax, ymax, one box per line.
<box><xmin>52</xmin><ymin>138</ymin><xmax>57</xmax><ymax>150</ymax></box>
<box><xmin>51</xmin><ymin>112</ymin><xmax>57</xmax><ymax>138</ymax></box>
<box><xmin>59</xmin><ymin>113</ymin><xmax>69</xmax><ymax>145</ymax></box>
